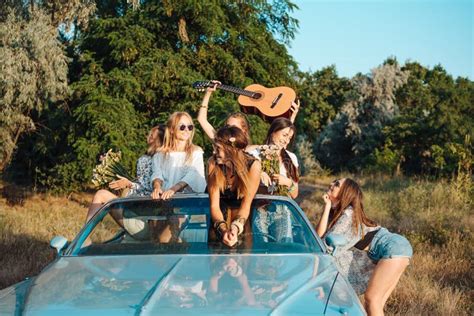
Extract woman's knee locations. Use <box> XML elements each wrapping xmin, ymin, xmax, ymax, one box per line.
<box><xmin>364</xmin><ymin>290</ymin><xmax>382</xmax><ymax>309</ymax></box>
<box><xmin>94</xmin><ymin>189</ymin><xmax>114</xmax><ymax>203</ymax></box>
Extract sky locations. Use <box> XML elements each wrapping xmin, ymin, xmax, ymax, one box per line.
<box><xmin>287</xmin><ymin>0</ymin><xmax>473</xmax><ymax>79</ymax></box>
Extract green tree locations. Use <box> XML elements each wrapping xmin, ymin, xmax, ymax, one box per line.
<box><xmin>11</xmin><ymin>0</ymin><xmax>299</xmax><ymax>189</ymax></box>
<box><xmin>294</xmin><ymin>66</ymin><xmax>352</xmax><ymax>142</ymax></box>
<box><xmin>0</xmin><ymin>9</ymin><xmax>69</xmax><ymax>172</ymax></box>
<box><xmin>315</xmin><ymin>59</ymin><xmax>409</xmax><ymax>170</ymax></box>
<box><xmin>380</xmin><ymin>63</ymin><xmax>474</xmax><ymax>175</ymax></box>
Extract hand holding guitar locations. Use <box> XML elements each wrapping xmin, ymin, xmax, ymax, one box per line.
<box><xmin>290</xmin><ymin>99</ymin><xmax>300</xmax><ymax>123</ymax></box>
<box><xmin>193</xmin><ymin>81</ymin><xmax>298</xmax><ymax>123</ymax></box>
<box><xmin>205</xmin><ymin>80</ymin><xmax>221</xmax><ymax>94</ymax></box>
<box><xmin>198</xmin><ymin>80</ymin><xmax>222</xmax><ymax>140</ymax></box>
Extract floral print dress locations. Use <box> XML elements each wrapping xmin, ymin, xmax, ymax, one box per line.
<box><xmin>127</xmin><ymin>155</ymin><xmax>153</xmax><ymax>197</ymax></box>
<box><xmin>324</xmin><ymin>206</ymin><xmax>380</xmax><ymax>294</ymax></box>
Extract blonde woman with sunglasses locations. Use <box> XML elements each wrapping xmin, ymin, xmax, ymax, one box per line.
<box><xmin>151</xmin><ymin>112</ymin><xmax>207</xmax><ymax>200</ymax></box>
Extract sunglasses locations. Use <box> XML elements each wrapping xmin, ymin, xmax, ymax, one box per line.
<box><xmin>178</xmin><ymin>124</ymin><xmax>194</xmax><ymax>131</ymax></box>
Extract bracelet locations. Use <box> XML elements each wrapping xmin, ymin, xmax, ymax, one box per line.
<box><xmin>231</xmin><ymin>217</ymin><xmax>245</xmax><ymax>235</ymax></box>
<box><xmin>213</xmin><ymin>220</ymin><xmax>228</xmax><ymax>238</ymax></box>
<box><xmin>201</xmin><ymin>106</ymin><xmax>208</xmax><ymax>109</ymax></box>
<box><xmin>288</xmin><ymin>180</ymin><xmax>297</xmax><ymax>193</ymax></box>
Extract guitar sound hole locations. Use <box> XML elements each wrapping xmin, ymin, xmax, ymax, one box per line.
<box><xmin>252</xmin><ymin>92</ymin><xmax>262</xmax><ymax>99</ymax></box>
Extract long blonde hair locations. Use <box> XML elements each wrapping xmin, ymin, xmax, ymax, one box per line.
<box><xmin>160</xmin><ymin>112</ymin><xmax>197</xmax><ymax>163</ymax></box>
<box><xmin>208</xmin><ymin>126</ymin><xmax>254</xmax><ymax>199</ymax></box>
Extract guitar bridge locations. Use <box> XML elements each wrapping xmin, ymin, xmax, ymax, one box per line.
<box><xmin>270</xmin><ymin>93</ymin><xmax>283</xmax><ymax>108</ymax></box>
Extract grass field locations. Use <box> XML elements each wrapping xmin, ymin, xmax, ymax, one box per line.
<box><xmin>0</xmin><ymin>174</ymin><xmax>472</xmax><ymax>315</ymax></box>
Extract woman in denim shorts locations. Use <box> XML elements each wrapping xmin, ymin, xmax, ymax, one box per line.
<box><xmin>316</xmin><ymin>178</ymin><xmax>412</xmax><ymax>316</ymax></box>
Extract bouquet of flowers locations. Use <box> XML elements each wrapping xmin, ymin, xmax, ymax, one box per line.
<box><xmin>257</xmin><ymin>145</ymin><xmax>288</xmax><ymax>195</ymax></box>
<box><xmin>91</xmin><ymin>149</ymin><xmax>133</xmax><ymax>189</ymax></box>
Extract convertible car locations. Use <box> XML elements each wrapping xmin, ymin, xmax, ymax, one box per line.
<box><xmin>0</xmin><ymin>194</ymin><xmax>365</xmax><ymax>315</ymax></box>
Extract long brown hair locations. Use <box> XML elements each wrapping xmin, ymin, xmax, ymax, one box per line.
<box><xmin>225</xmin><ymin>112</ymin><xmax>251</xmax><ymax>143</ymax></box>
<box><xmin>328</xmin><ymin>178</ymin><xmax>378</xmax><ymax>234</ymax></box>
<box><xmin>208</xmin><ymin>125</ymin><xmax>255</xmax><ymax>199</ymax></box>
<box><xmin>146</xmin><ymin>125</ymin><xmax>165</xmax><ymax>155</ymax></box>
<box><xmin>160</xmin><ymin>112</ymin><xmax>198</xmax><ymax>163</ymax></box>
<box><xmin>265</xmin><ymin>117</ymin><xmax>299</xmax><ymax>182</ymax></box>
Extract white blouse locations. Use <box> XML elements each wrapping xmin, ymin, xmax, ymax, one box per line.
<box><xmin>150</xmin><ymin>150</ymin><xmax>206</xmax><ymax>193</ymax></box>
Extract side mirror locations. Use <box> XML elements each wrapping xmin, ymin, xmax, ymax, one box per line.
<box><xmin>325</xmin><ymin>234</ymin><xmax>347</xmax><ymax>256</ymax></box>
<box><xmin>50</xmin><ymin>236</ymin><xmax>68</xmax><ymax>255</ymax></box>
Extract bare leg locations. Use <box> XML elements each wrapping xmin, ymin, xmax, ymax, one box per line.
<box><xmin>85</xmin><ymin>189</ymin><xmax>118</xmax><ymax>223</ymax></box>
<box><xmin>364</xmin><ymin>258</ymin><xmax>409</xmax><ymax>316</ymax></box>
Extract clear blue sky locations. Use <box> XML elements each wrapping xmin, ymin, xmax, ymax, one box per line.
<box><xmin>288</xmin><ymin>0</ymin><xmax>473</xmax><ymax>79</ymax></box>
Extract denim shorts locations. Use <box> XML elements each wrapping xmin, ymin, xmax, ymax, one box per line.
<box><xmin>368</xmin><ymin>228</ymin><xmax>413</xmax><ymax>262</ymax></box>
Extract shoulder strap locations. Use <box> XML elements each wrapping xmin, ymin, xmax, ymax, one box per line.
<box><xmin>354</xmin><ymin>229</ymin><xmax>379</xmax><ymax>250</ymax></box>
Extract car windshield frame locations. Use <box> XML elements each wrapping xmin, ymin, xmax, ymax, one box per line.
<box><xmin>65</xmin><ymin>194</ymin><xmax>326</xmax><ymax>256</ymax></box>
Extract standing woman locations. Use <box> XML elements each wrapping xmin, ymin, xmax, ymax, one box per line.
<box><xmin>85</xmin><ymin>125</ymin><xmax>165</xmax><ymax>223</ymax></box>
<box><xmin>258</xmin><ymin>117</ymin><xmax>299</xmax><ymax>199</ymax></box>
<box><xmin>208</xmin><ymin>126</ymin><xmax>261</xmax><ymax>247</ymax></box>
<box><xmin>198</xmin><ymin>80</ymin><xmax>251</xmax><ymax>142</ymax></box>
<box><xmin>151</xmin><ymin>112</ymin><xmax>207</xmax><ymax>200</ymax></box>
<box><xmin>249</xmin><ymin>118</ymin><xmax>299</xmax><ymax>243</ymax></box>
<box><xmin>316</xmin><ymin>178</ymin><xmax>412</xmax><ymax>316</ymax></box>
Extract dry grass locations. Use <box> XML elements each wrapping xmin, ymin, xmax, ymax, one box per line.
<box><xmin>0</xmin><ymin>189</ymin><xmax>89</xmax><ymax>288</ymax></box>
<box><xmin>1</xmin><ymin>175</ymin><xmax>473</xmax><ymax>315</ymax></box>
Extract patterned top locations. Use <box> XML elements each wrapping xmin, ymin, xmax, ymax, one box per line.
<box><xmin>127</xmin><ymin>155</ymin><xmax>153</xmax><ymax>197</ymax></box>
<box><xmin>323</xmin><ymin>206</ymin><xmax>380</xmax><ymax>294</ymax></box>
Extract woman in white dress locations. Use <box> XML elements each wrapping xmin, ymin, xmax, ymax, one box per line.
<box><xmin>150</xmin><ymin>111</ymin><xmax>207</xmax><ymax>200</ymax></box>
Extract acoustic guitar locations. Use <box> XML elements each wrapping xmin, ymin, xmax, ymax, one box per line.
<box><xmin>193</xmin><ymin>81</ymin><xmax>296</xmax><ymax>122</ymax></box>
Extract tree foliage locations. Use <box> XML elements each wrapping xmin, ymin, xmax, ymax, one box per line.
<box><xmin>294</xmin><ymin>66</ymin><xmax>352</xmax><ymax>142</ymax></box>
<box><xmin>7</xmin><ymin>0</ymin><xmax>299</xmax><ymax>189</ymax></box>
<box><xmin>377</xmin><ymin>63</ymin><xmax>474</xmax><ymax>175</ymax></box>
<box><xmin>0</xmin><ymin>8</ymin><xmax>69</xmax><ymax>171</ymax></box>
<box><xmin>315</xmin><ymin>60</ymin><xmax>409</xmax><ymax>170</ymax></box>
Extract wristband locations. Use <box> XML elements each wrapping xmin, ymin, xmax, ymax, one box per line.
<box><xmin>231</xmin><ymin>217</ymin><xmax>245</xmax><ymax>235</ymax></box>
<box><xmin>288</xmin><ymin>180</ymin><xmax>297</xmax><ymax>193</ymax></box>
<box><xmin>213</xmin><ymin>220</ymin><xmax>228</xmax><ymax>238</ymax></box>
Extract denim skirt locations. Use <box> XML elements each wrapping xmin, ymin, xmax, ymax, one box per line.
<box><xmin>368</xmin><ymin>228</ymin><xmax>413</xmax><ymax>262</ymax></box>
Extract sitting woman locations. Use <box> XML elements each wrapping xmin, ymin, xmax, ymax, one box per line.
<box><xmin>249</xmin><ymin>117</ymin><xmax>299</xmax><ymax>243</ymax></box>
<box><xmin>316</xmin><ymin>178</ymin><xmax>412</xmax><ymax>316</ymax></box>
<box><xmin>198</xmin><ymin>80</ymin><xmax>252</xmax><ymax>142</ymax></box>
<box><xmin>151</xmin><ymin>111</ymin><xmax>207</xmax><ymax>200</ymax></box>
<box><xmin>208</xmin><ymin>126</ymin><xmax>261</xmax><ymax>247</ymax></box>
<box><xmin>85</xmin><ymin>125</ymin><xmax>165</xmax><ymax>223</ymax></box>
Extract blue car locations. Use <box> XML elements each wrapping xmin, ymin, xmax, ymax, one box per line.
<box><xmin>0</xmin><ymin>194</ymin><xmax>365</xmax><ymax>315</ymax></box>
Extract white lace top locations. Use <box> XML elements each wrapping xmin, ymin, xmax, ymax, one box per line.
<box><xmin>150</xmin><ymin>150</ymin><xmax>206</xmax><ymax>193</ymax></box>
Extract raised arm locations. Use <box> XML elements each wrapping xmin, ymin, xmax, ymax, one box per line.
<box><xmin>289</xmin><ymin>99</ymin><xmax>300</xmax><ymax>123</ymax></box>
<box><xmin>315</xmin><ymin>194</ymin><xmax>332</xmax><ymax>237</ymax></box>
<box><xmin>197</xmin><ymin>80</ymin><xmax>220</xmax><ymax>140</ymax></box>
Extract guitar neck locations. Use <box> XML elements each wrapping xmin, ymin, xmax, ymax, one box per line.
<box><xmin>218</xmin><ymin>84</ymin><xmax>256</xmax><ymax>98</ymax></box>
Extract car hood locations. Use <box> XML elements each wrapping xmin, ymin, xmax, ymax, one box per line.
<box><xmin>0</xmin><ymin>254</ymin><xmax>363</xmax><ymax>315</ymax></box>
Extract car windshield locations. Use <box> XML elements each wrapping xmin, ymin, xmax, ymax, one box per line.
<box><xmin>70</xmin><ymin>196</ymin><xmax>323</xmax><ymax>256</ymax></box>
